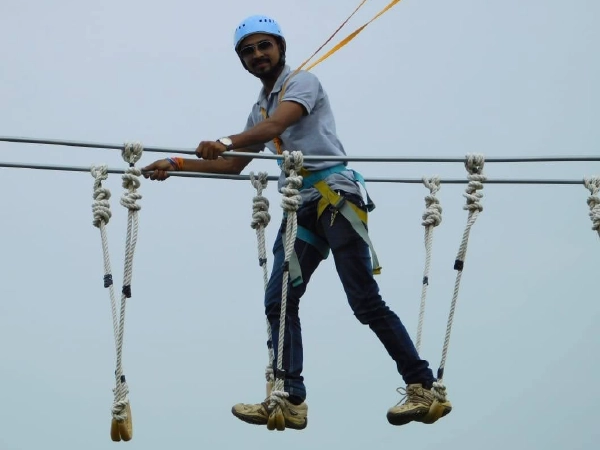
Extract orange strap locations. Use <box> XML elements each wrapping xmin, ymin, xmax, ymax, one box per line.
<box><xmin>278</xmin><ymin>0</ymin><xmax>368</xmax><ymax>103</ymax></box>
<box><xmin>260</xmin><ymin>107</ymin><xmax>284</xmax><ymax>154</ymax></box>
<box><xmin>263</xmin><ymin>0</ymin><xmax>405</xmax><ymax>154</ymax></box>
<box><xmin>306</xmin><ymin>0</ymin><xmax>405</xmax><ymax>71</ymax></box>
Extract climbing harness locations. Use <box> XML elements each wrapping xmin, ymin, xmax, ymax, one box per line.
<box><xmin>90</xmin><ymin>142</ymin><xmax>143</xmax><ymax>442</ymax></box>
<box><xmin>260</xmin><ymin>111</ymin><xmax>380</xmax><ymax>286</ymax></box>
<box><xmin>584</xmin><ymin>176</ymin><xmax>600</xmax><ymax>238</ymax></box>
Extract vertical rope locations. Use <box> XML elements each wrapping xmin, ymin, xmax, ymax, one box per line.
<box><xmin>267</xmin><ymin>151</ymin><xmax>303</xmax><ymax>430</ymax></box>
<box><xmin>415</xmin><ymin>176</ymin><xmax>442</xmax><ymax>353</ymax></box>
<box><xmin>584</xmin><ymin>177</ymin><xmax>600</xmax><ymax>238</ymax></box>
<box><xmin>91</xmin><ymin>165</ymin><xmax>119</xmax><ymax>352</ymax></box>
<box><xmin>106</xmin><ymin>142</ymin><xmax>142</xmax><ymax>440</ymax></box>
<box><xmin>432</xmin><ymin>154</ymin><xmax>485</xmax><ymax>403</ymax></box>
<box><xmin>249</xmin><ymin>171</ymin><xmax>275</xmax><ymax>392</ymax></box>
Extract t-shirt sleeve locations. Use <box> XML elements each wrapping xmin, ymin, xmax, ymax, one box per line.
<box><xmin>279</xmin><ymin>71</ymin><xmax>320</xmax><ymax>115</ymax></box>
<box><xmin>243</xmin><ymin>110</ymin><xmax>266</xmax><ymax>152</ymax></box>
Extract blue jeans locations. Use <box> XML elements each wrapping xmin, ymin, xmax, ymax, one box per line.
<box><xmin>264</xmin><ymin>193</ymin><xmax>435</xmax><ymax>401</ymax></box>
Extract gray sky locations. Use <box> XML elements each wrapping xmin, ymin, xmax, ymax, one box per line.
<box><xmin>1</xmin><ymin>1</ymin><xmax>599</xmax><ymax>449</ymax></box>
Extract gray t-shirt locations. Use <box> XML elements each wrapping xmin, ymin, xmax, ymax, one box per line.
<box><xmin>244</xmin><ymin>65</ymin><xmax>363</xmax><ymax>204</ymax></box>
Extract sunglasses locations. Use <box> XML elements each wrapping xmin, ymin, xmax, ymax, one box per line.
<box><xmin>239</xmin><ymin>40</ymin><xmax>275</xmax><ymax>58</ymax></box>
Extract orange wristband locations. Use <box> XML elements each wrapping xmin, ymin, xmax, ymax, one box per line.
<box><xmin>168</xmin><ymin>157</ymin><xmax>184</xmax><ymax>171</ymax></box>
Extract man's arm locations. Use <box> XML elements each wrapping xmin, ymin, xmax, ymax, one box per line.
<box><xmin>196</xmin><ymin>101</ymin><xmax>306</xmax><ymax>160</ymax></box>
<box><xmin>143</xmin><ymin>100</ymin><xmax>306</xmax><ymax>180</ymax></box>
<box><xmin>228</xmin><ymin>101</ymin><xmax>306</xmax><ymax>149</ymax></box>
<box><xmin>181</xmin><ymin>147</ymin><xmax>259</xmax><ymax>175</ymax></box>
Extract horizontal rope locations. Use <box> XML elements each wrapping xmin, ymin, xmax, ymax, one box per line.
<box><xmin>0</xmin><ymin>161</ymin><xmax>595</xmax><ymax>185</ymax></box>
<box><xmin>1</xmin><ymin>136</ymin><xmax>599</xmax><ymax>164</ymax></box>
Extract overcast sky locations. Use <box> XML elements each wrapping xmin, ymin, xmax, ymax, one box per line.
<box><xmin>1</xmin><ymin>1</ymin><xmax>599</xmax><ymax>449</ymax></box>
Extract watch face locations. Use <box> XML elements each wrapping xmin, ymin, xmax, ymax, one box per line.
<box><xmin>220</xmin><ymin>137</ymin><xmax>233</xmax><ymax>146</ymax></box>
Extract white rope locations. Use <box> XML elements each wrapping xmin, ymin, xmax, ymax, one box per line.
<box><xmin>584</xmin><ymin>177</ymin><xmax>600</xmax><ymax>238</ymax></box>
<box><xmin>111</xmin><ymin>142</ymin><xmax>143</xmax><ymax>420</ymax></box>
<box><xmin>269</xmin><ymin>151</ymin><xmax>303</xmax><ymax>411</ymax></box>
<box><xmin>432</xmin><ymin>154</ymin><xmax>485</xmax><ymax>403</ymax></box>
<box><xmin>415</xmin><ymin>176</ymin><xmax>442</xmax><ymax>354</ymax></box>
<box><xmin>91</xmin><ymin>142</ymin><xmax>143</xmax><ymax>424</ymax></box>
<box><xmin>91</xmin><ymin>165</ymin><xmax>119</xmax><ymax>352</ymax></box>
<box><xmin>249</xmin><ymin>171</ymin><xmax>275</xmax><ymax>389</ymax></box>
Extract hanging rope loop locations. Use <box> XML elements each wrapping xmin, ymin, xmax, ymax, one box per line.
<box><xmin>90</xmin><ymin>141</ymin><xmax>144</xmax><ymax>442</ymax></box>
<box><xmin>432</xmin><ymin>153</ymin><xmax>486</xmax><ymax>402</ymax></box>
<box><xmin>265</xmin><ymin>151</ymin><xmax>304</xmax><ymax>431</ymax></box>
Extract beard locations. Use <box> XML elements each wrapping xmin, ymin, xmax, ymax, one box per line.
<box><xmin>247</xmin><ymin>55</ymin><xmax>285</xmax><ymax>80</ymax></box>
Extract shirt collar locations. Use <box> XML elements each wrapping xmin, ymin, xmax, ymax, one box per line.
<box><xmin>256</xmin><ymin>65</ymin><xmax>292</xmax><ymax>104</ymax></box>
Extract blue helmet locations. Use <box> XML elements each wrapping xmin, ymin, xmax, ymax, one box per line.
<box><xmin>233</xmin><ymin>15</ymin><xmax>284</xmax><ymax>51</ymax></box>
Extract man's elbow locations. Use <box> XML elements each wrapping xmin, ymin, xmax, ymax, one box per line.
<box><xmin>268</xmin><ymin>120</ymin><xmax>288</xmax><ymax>138</ymax></box>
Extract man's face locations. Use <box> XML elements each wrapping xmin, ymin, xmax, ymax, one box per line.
<box><xmin>238</xmin><ymin>33</ymin><xmax>280</xmax><ymax>76</ymax></box>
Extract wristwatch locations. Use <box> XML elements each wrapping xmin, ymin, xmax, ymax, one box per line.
<box><xmin>217</xmin><ymin>137</ymin><xmax>233</xmax><ymax>151</ymax></box>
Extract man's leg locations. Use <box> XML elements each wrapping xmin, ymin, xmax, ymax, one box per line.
<box><xmin>232</xmin><ymin>202</ymin><xmax>324</xmax><ymax>428</ymax></box>
<box><xmin>318</xmin><ymin>197</ymin><xmax>450</xmax><ymax>425</ymax></box>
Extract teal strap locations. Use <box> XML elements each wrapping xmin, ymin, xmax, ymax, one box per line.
<box><xmin>301</xmin><ymin>165</ymin><xmax>376</xmax><ymax>212</ymax></box>
<box><xmin>338</xmin><ymin>202</ymin><xmax>381</xmax><ymax>272</ymax></box>
<box><xmin>297</xmin><ymin>225</ymin><xmax>330</xmax><ymax>259</ymax></box>
<box><xmin>301</xmin><ymin>164</ymin><xmax>347</xmax><ymax>190</ymax></box>
<box><xmin>285</xmin><ymin>225</ymin><xmax>331</xmax><ymax>287</ymax></box>
<box><xmin>349</xmin><ymin>169</ymin><xmax>375</xmax><ymax>212</ymax></box>
<box><xmin>289</xmin><ymin>250</ymin><xmax>303</xmax><ymax>287</ymax></box>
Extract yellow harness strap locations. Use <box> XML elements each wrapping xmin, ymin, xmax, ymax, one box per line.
<box><xmin>312</xmin><ymin>179</ymin><xmax>381</xmax><ymax>274</ymax></box>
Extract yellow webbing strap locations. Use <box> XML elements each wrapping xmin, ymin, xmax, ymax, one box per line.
<box><xmin>305</xmin><ymin>0</ymin><xmax>405</xmax><ymax>72</ymax></box>
<box><xmin>313</xmin><ymin>180</ymin><xmax>382</xmax><ymax>274</ymax></box>
<box><xmin>265</xmin><ymin>0</ymin><xmax>405</xmax><ymax>150</ymax></box>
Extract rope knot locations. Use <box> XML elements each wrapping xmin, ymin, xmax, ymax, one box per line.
<box><xmin>267</xmin><ymin>389</ymin><xmax>290</xmax><ymax>411</ymax></box>
<box><xmin>120</xmin><ymin>168</ymin><xmax>142</xmax><ymax>211</ymax></box>
<box><xmin>91</xmin><ymin>165</ymin><xmax>112</xmax><ymax>227</ymax></box>
<box><xmin>463</xmin><ymin>154</ymin><xmax>486</xmax><ymax>213</ymax></box>
<box><xmin>584</xmin><ymin>177</ymin><xmax>600</xmax><ymax>233</ymax></box>
<box><xmin>250</xmin><ymin>172</ymin><xmax>271</xmax><ymax>229</ymax></box>
<box><xmin>122</xmin><ymin>142</ymin><xmax>143</xmax><ymax>166</ymax></box>
<box><xmin>280</xmin><ymin>151</ymin><xmax>303</xmax><ymax>214</ymax></box>
<box><xmin>282</xmin><ymin>150</ymin><xmax>304</xmax><ymax>176</ymax></box>
<box><xmin>431</xmin><ymin>381</ymin><xmax>448</xmax><ymax>403</ymax></box>
<box><xmin>422</xmin><ymin>176</ymin><xmax>442</xmax><ymax>227</ymax></box>
<box><xmin>111</xmin><ymin>381</ymin><xmax>130</xmax><ymax>421</ymax></box>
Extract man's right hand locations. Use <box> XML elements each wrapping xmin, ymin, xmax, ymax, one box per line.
<box><xmin>142</xmin><ymin>159</ymin><xmax>175</xmax><ymax>181</ymax></box>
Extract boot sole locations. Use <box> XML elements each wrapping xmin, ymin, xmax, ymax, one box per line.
<box><xmin>231</xmin><ymin>408</ymin><xmax>307</xmax><ymax>430</ymax></box>
<box><xmin>231</xmin><ymin>408</ymin><xmax>268</xmax><ymax>426</ymax></box>
<box><xmin>386</xmin><ymin>406</ymin><xmax>430</xmax><ymax>426</ymax></box>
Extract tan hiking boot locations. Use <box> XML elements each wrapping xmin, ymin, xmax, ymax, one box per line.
<box><xmin>386</xmin><ymin>384</ymin><xmax>452</xmax><ymax>426</ymax></box>
<box><xmin>231</xmin><ymin>398</ymin><xmax>308</xmax><ymax>430</ymax></box>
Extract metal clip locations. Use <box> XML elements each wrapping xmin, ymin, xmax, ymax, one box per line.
<box><xmin>330</xmin><ymin>208</ymin><xmax>338</xmax><ymax>227</ymax></box>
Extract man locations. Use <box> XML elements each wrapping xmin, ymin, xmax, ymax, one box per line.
<box><xmin>143</xmin><ymin>15</ymin><xmax>451</xmax><ymax>430</ymax></box>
